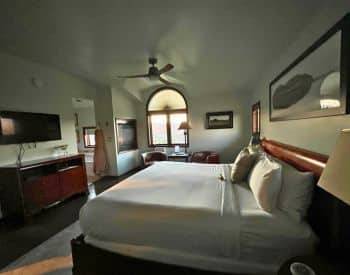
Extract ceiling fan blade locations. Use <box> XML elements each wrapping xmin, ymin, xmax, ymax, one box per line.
<box><xmin>117</xmin><ymin>74</ymin><xmax>149</xmax><ymax>79</ymax></box>
<box><xmin>159</xmin><ymin>76</ymin><xmax>172</xmax><ymax>85</ymax></box>
<box><xmin>158</xmin><ymin>64</ymin><xmax>174</xmax><ymax>75</ymax></box>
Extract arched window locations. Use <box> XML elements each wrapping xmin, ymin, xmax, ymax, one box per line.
<box><xmin>147</xmin><ymin>88</ymin><xmax>189</xmax><ymax>147</ymax></box>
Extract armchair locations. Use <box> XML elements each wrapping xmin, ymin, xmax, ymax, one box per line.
<box><xmin>190</xmin><ymin>151</ymin><xmax>220</xmax><ymax>164</ymax></box>
<box><xmin>141</xmin><ymin>151</ymin><xmax>168</xmax><ymax>167</ymax></box>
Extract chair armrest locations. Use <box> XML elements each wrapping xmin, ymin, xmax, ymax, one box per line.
<box><xmin>206</xmin><ymin>153</ymin><xmax>220</xmax><ymax>164</ymax></box>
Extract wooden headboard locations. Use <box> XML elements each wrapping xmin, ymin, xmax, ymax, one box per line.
<box><xmin>261</xmin><ymin>139</ymin><xmax>328</xmax><ymax>178</ymax></box>
<box><xmin>261</xmin><ymin>138</ymin><xmax>349</xmax><ymax>256</ymax></box>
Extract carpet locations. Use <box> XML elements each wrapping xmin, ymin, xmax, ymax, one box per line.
<box><xmin>0</xmin><ymin>221</ymin><xmax>80</xmax><ymax>275</ymax></box>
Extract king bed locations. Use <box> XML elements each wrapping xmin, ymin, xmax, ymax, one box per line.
<box><xmin>71</xmin><ymin>139</ymin><xmax>339</xmax><ymax>275</ymax></box>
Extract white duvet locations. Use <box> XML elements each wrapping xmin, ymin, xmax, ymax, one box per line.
<box><xmin>80</xmin><ymin>162</ymin><xmax>316</xmax><ymax>274</ymax></box>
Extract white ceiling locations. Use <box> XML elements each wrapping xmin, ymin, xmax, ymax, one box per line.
<box><xmin>72</xmin><ymin>97</ymin><xmax>94</xmax><ymax>109</ymax></box>
<box><xmin>0</xmin><ymin>0</ymin><xmax>324</xmax><ymax>97</ymax></box>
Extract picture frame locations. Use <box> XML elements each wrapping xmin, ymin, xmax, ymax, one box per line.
<box><xmin>205</xmin><ymin>111</ymin><xmax>233</xmax><ymax>129</ymax></box>
<box><xmin>252</xmin><ymin>101</ymin><xmax>261</xmax><ymax>135</ymax></box>
<box><xmin>269</xmin><ymin>14</ymin><xmax>350</xmax><ymax>121</ymax></box>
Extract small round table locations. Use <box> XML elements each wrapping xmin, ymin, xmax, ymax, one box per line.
<box><xmin>278</xmin><ymin>255</ymin><xmax>335</xmax><ymax>275</ymax></box>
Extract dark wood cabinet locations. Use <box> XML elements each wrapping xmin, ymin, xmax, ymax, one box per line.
<box><xmin>22</xmin><ymin>177</ymin><xmax>45</xmax><ymax>212</ymax></box>
<box><xmin>42</xmin><ymin>173</ymin><xmax>61</xmax><ymax>205</ymax></box>
<box><xmin>0</xmin><ymin>154</ymin><xmax>88</xmax><ymax>219</ymax></box>
<box><xmin>59</xmin><ymin>166</ymin><xmax>86</xmax><ymax>198</ymax></box>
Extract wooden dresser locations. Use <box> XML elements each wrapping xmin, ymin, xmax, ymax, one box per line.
<box><xmin>0</xmin><ymin>154</ymin><xmax>88</xmax><ymax>220</ymax></box>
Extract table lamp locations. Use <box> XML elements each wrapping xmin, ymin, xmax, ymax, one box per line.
<box><xmin>178</xmin><ymin>121</ymin><xmax>191</xmax><ymax>153</ymax></box>
<box><xmin>317</xmin><ymin>129</ymin><xmax>350</xmax><ymax>206</ymax></box>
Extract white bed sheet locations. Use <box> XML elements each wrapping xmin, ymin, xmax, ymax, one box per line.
<box><xmin>80</xmin><ymin>162</ymin><xmax>316</xmax><ymax>274</ymax></box>
<box><xmin>236</xmin><ymin>183</ymin><xmax>317</xmax><ymax>266</ymax></box>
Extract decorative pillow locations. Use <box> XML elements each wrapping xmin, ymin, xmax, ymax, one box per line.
<box><xmin>275</xmin><ymin>159</ymin><xmax>314</xmax><ymax>222</ymax></box>
<box><xmin>230</xmin><ymin>148</ymin><xmax>257</xmax><ymax>183</ymax></box>
<box><xmin>247</xmin><ymin>144</ymin><xmax>263</xmax><ymax>155</ymax></box>
<box><xmin>248</xmin><ymin>156</ymin><xmax>282</xmax><ymax>212</ymax></box>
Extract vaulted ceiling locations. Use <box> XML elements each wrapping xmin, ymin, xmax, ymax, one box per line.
<box><xmin>0</xmin><ymin>0</ymin><xmax>324</xmax><ymax>98</ymax></box>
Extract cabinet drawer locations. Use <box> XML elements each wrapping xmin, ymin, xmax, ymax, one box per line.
<box><xmin>59</xmin><ymin>166</ymin><xmax>86</xmax><ymax>198</ymax></box>
<box><xmin>41</xmin><ymin>174</ymin><xmax>61</xmax><ymax>205</ymax></box>
<box><xmin>22</xmin><ymin>178</ymin><xmax>44</xmax><ymax>213</ymax></box>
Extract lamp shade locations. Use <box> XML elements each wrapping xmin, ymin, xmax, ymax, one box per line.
<box><xmin>319</xmin><ymin>72</ymin><xmax>341</xmax><ymax>109</ymax></box>
<box><xmin>178</xmin><ymin>121</ymin><xmax>192</xmax><ymax>130</ymax></box>
<box><xmin>317</xmin><ymin>129</ymin><xmax>350</xmax><ymax>206</ymax></box>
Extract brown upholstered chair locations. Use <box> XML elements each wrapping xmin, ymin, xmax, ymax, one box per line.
<box><xmin>141</xmin><ymin>151</ymin><xmax>168</xmax><ymax>167</ymax></box>
<box><xmin>190</xmin><ymin>151</ymin><xmax>220</xmax><ymax>164</ymax></box>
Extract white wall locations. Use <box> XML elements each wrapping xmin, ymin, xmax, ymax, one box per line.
<box><xmin>94</xmin><ymin>86</ymin><xmax>118</xmax><ymax>176</ymax></box>
<box><xmin>73</xmin><ymin>105</ymin><xmax>96</xmax><ymax>152</ymax></box>
<box><xmin>111</xmin><ymin>85</ymin><xmax>141</xmax><ymax>176</ymax></box>
<box><xmin>0</xmin><ymin>51</ymin><xmax>100</xmax><ymax>166</ymax></box>
<box><xmin>251</xmin><ymin>2</ymin><xmax>350</xmax><ymax>155</ymax></box>
<box><xmin>188</xmin><ymin>92</ymin><xmax>251</xmax><ymax>162</ymax></box>
<box><xmin>137</xmin><ymin>86</ymin><xmax>251</xmax><ymax>163</ymax></box>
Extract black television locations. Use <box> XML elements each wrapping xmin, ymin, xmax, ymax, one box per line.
<box><xmin>0</xmin><ymin>111</ymin><xmax>62</xmax><ymax>144</ymax></box>
<box><xmin>116</xmin><ymin>118</ymin><xmax>137</xmax><ymax>152</ymax></box>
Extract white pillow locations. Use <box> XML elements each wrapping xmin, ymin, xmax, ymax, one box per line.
<box><xmin>276</xmin><ymin>160</ymin><xmax>314</xmax><ymax>222</ymax></box>
<box><xmin>230</xmin><ymin>148</ymin><xmax>257</xmax><ymax>183</ymax></box>
<box><xmin>233</xmin><ymin>147</ymin><xmax>249</xmax><ymax>163</ymax></box>
<box><xmin>248</xmin><ymin>156</ymin><xmax>282</xmax><ymax>212</ymax></box>
<box><xmin>247</xmin><ymin>144</ymin><xmax>264</xmax><ymax>155</ymax></box>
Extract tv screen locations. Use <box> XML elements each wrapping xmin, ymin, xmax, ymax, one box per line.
<box><xmin>116</xmin><ymin>118</ymin><xmax>137</xmax><ymax>152</ymax></box>
<box><xmin>0</xmin><ymin>111</ymin><xmax>62</xmax><ymax>144</ymax></box>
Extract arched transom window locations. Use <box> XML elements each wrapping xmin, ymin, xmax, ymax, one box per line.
<box><xmin>147</xmin><ymin>88</ymin><xmax>188</xmax><ymax>147</ymax></box>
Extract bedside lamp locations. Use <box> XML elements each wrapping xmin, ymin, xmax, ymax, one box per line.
<box><xmin>178</xmin><ymin>121</ymin><xmax>191</xmax><ymax>153</ymax></box>
<box><xmin>317</xmin><ymin>129</ymin><xmax>350</xmax><ymax>205</ymax></box>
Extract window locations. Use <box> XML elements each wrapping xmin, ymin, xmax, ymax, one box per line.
<box><xmin>149</xmin><ymin>114</ymin><xmax>168</xmax><ymax>144</ymax></box>
<box><xmin>170</xmin><ymin>113</ymin><xmax>186</xmax><ymax>144</ymax></box>
<box><xmin>147</xmin><ymin>88</ymin><xmax>188</xmax><ymax>147</ymax></box>
<box><xmin>83</xmin><ymin>127</ymin><xmax>96</xmax><ymax>148</ymax></box>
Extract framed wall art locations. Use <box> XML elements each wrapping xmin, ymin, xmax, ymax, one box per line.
<box><xmin>252</xmin><ymin>101</ymin><xmax>261</xmax><ymax>135</ymax></box>
<box><xmin>270</xmin><ymin>14</ymin><xmax>350</xmax><ymax>121</ymax></box>
<box><xmin>206</xmin><ymin>111</ymin><xmax>233</xmax><ymax>129</ymax></box>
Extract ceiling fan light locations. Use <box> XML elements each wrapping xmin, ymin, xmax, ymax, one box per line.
<box><xmin>149</xmin><ymin>75</ymin><xmax>158</xmax><ymax>80</ymax></box>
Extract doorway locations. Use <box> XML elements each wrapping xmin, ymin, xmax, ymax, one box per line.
<box><xmin>72</xmin><ymin>98</ymin><xmax>100</xmax><ymax>184</ymax></box>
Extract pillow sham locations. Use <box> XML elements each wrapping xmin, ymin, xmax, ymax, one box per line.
<box><xmin>230</xmin><ymin>148</ymin><xmax>257</xmax><ymax>183</ymax></box>
<box><xmin>248</xmin><ymin>156</ymin><xmax>282</xmax><ymax>212</ymax></box>
<box><xmin>275</xmin><ymin>159</ymin><xmax>314</xmax><ymax>222</ymax></box>
<box><xmin>247</xmin><ymin>144</ymin><xmax>264</xmax><ymax>155</ymax></box>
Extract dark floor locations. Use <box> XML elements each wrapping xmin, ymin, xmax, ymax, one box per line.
<box><xmin>0</xmin><ymin>169</ymin><xmax>140</xmax><ymax>270</ymax></box>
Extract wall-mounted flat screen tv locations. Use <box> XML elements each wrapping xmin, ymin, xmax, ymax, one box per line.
<box><xmin>0</xmin><ymin>111</ymin><xmax>62</xmax><ymax>144</ymax></box>
<box><xmin>116</xmin><ymin>118</ymin><xmax>137</xmax><ymax>152</ymax></box>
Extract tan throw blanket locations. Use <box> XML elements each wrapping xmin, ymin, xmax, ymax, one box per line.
<box><xmin>93</xmin><ymin>128</ymin><xmax>108</xmax><ymax>175</ymax></box>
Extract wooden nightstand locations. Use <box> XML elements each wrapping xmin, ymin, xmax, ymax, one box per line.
<box><xmin>278</xmin><ymin>255</ymin><xmax>336</xmax><ymax>275</ymax></box>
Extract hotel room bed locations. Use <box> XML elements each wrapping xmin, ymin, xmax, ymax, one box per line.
<box><xmin>79</xmin><ymin>161</ymin><xmax>316</xmax><ymax>275</ymax></box>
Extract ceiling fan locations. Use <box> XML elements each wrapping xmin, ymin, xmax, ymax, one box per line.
<box><xmin>116</xmin><ymin>57</ymin><xmax>174</xmax><ymax>85</ymax></box>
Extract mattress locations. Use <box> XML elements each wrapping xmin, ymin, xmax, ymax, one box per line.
<box><xmin>80</xmin><ymin>161</ymin><xmax>316</xmax><ymax>274</ymax></box>
<box><xmin>236</xmin><ymin>183</ymin><xmax>317</xmax><ymax>265</ymax></box>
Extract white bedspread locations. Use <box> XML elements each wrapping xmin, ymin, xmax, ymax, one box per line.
<box><xmin>80</xmin><ymin>162</ymin><xmax>316</xmax><ymax>274</ymax></box>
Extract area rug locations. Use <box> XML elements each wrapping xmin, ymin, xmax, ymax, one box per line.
<box><xmin>0</xmin><ymin>221</ymin><xmax>80</xmax><ymax>275</ymax></box>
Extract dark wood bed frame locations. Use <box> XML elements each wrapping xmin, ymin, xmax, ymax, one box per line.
<box><xmin>71</xmin><ymin>139</ymin><xmax>349</xmax><ymax>275</ymax></box>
